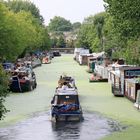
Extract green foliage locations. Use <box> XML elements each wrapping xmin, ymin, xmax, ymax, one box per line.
<box><xmin>0</xmin><ymin>4</ymin><xmax>34</xmax><ymax>60</ymax></box>
<box><xmin>0</xmin><ymin>0</ymin><xmax>50</xmax><ymax>120</ymax></box>
<box><xmin>50</xmin><ymin>37</ymin><xmax>58</xmax><ymax>48</ymax></box>
<box><xmin>76</xmin><ymin>12</ymin><xmax>107</xmax><ymax>51</ymax></box>
<box><xmin>94</xmin><ymin>13</ymin><xmax>105</xmax><ymax>39</ymax></box>
<box><xmin>5</xmin><ymin>0</ymin><xmax>50</xmax><ymax>52</ymax></box>
<box><xmin>5</xmin><ymin>0</ymin><xmax>44</xmax><ymax>24</ymax></box>
<box><xmin>76</xmin><ymin>20</ymin><xmax>95</xmax><ymax>49</ymax></box>
<box><xmin>103</xmin><ymin>0</ymin><xmax>140</xmax><ymax>64</ymax></box>
<box><xmin>0</xmin><ymin>3</ymin><xmax>23</xmax><ymax>61</ymax></box>
<box><xmin>104</xmin><ymin>0</ymin><xmax>140</xmax><ymax>39</ymax></box>
<box><xmin>0</xmin><ymin>1</ymin><xmax>50</xmax><ymax>61</ymax></box>
<box><xmin>76</xmin><ymin>1</ymin><xmax>140</xmax><ymax>65</ymax></box>
<box><xmin>0</xmin><ymin>65</ymin><xmax>9</xmax><ymax>120</ymax></box>
<box><xmin>72</xmin><ymin>22</ymin><xmax>81</xmax><ymax>30</ymax></box>
<box><xmin>56</xmin><ymin>35</ymin><xmax>66</xmax><ymax>48</ymax></box>
<box><xmin>48</xmin><ymin>16</ymin><xmax>72</xmax><ymax>32</ymax></box>
<box><xmin>102</xmin><ymin>14</ymin><xmax>125</xmax><ymax>57</ymax></box>
<box><xmin>48</xmin><ymin>18</ymin><xmax>80</xmax><ymax>49</ymax></box>
<box><xmin>123</xmin><ymin>39</ymin><xmax>140</xmax><ymax>65</ymax></box>
<box><xmin>39</xmin><ymin>26</ymin><xmax>51</xmax><ymax>51</ymax></box>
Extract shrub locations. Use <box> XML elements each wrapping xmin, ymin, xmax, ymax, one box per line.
<box><xmin>0</xmin><ymin>64</ymin><xmax>9</xmax><ymax>120</ymax></box>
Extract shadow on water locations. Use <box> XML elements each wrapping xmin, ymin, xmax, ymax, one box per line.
<box><xmin>0</xmin><ymin>111</ymin><xmax>126</xmax><ymax>140</ymax></box>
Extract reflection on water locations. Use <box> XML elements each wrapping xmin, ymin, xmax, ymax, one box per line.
<box><xmin>0</xmin><ymin>111</ymin><xmax>124</xmax><ymax>140</ymax></box>
<box><xmin>52</xmin><ymin>122</ymin><xmax>81</xmax><ymax>140</ymax></box>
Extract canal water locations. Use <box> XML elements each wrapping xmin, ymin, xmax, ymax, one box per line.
<box><xmin>0</xmin><ymin>111</ymin><xmax>124</xmax><ymax>140</ymax></box>
<box><xmin>0</xmin><ymin>55</ymin><xmax>128</xmax><ymax>139</ymax></box>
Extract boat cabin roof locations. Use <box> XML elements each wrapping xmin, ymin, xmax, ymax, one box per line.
<box><xmin>55</xmin><ymin>88</ymin><xmax>78</xmax><ymax>95</ymax></box>
<box><xmin>125</xmin><ymin>78</ymin><xmax>140</xmax><ymax>84</ymax></box>
<box><xmin>120</xmin><ymin>67</ymin><xmax>140</xmax><ymax>71</ymax></box>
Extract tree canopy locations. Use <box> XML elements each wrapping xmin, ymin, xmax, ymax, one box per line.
<box><xmin>104</xmin><ymin>0</ymin><xmax>140</xmax><ymax>39</ymax></box>
<box><xmin>0</xmin><ymin>0</ymin><xmax>50</xmax><ymax>119</ymax></box>
<box><xmin>76</xmin><ymin>12</ymin><xmax>107</xmax><ymax>51</ymax></box>
<box><xmin>48</xmin><ymin>16</ymin><xmax>72</xmax><ymax>32</ymax></box>
<box><xmin>72</xmin><ymin>22</ymin><xmax>81</xmax><ymax>30</ymax></box>
<box><xmin>76</xmin><ymin>1</ymin><xmax>140</xmax><ymax>65</ymax></box>
<box><xmin>0</xmin><ymin>1</ymin><xmax>50</xmax><ymax>61</ymax></box>
<box><xmin>103</xmin><ymin>0</ymin><xmax>140</xmax><ymax>63</ymax></box>
<box><xmin>4</xmin><ymin>0</ymin><xmax>44</xmax><ymax>24</ymax></box>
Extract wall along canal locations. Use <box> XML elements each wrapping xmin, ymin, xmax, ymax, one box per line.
<box><xmin>0</xmin><ymin>54</ymin><xmax>140</xmax><ymax>140</ymax></box>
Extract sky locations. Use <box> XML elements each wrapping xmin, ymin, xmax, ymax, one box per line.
<box><xmin>31</xmin><ymin>0</ymin><xmax>105</xmax><ymax>25</ymax></box>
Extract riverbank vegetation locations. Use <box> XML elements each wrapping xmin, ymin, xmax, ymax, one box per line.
<box><xmin>0</xmin><ymin>0</ymin><xmax>50</xmax><ymax>62</ymax></box>
<box><xmin>0</xmin><ymin>0</ymin><xmax>50</xmax><ymax>119</ymax></box>
<box><xmin>76</xmin><ymin>0</ymin><xmax>140</xmax><ymax>65</ymax></box>
<box><xmin>47</xmin><ymin>0</ymin><xmax>140</xmax><ymax>65</ymax></box>
<box><xmin>0</xmin><ymin>65</ymin><xmax>9</xmax><ymax>120</ymax></box>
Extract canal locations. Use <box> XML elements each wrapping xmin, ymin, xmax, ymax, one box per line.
<box><xmin>0</xmin><ymin>54</ymin><xmax>140</xmax><ymax>140</ymax></box>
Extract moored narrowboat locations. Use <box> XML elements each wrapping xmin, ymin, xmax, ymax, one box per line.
<box><xmin>125</xmin><ymin>78</ymin><xmax>140</xmax><ymax>102</ymax></box>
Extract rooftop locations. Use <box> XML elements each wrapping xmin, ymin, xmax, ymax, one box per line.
<box><xmin>55</xmin><ymin>88</ymin><xmax>78</xmax><ymax>95</ymax></box>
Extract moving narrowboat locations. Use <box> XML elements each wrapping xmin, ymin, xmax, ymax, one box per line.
<box><xmin>51</xmin><ymin>81</ymin><xmax>83</xmax><ymax>122</ymax></box>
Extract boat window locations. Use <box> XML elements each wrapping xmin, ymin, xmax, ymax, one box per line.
<box><xmin>57</xmin><ymin>95</ymin><xmax>79</xmax><ymax>105</ymax></box>
<box><xmin>54</xmin><ymin>95</ymin><xmax>58</xmax><ymax>105</ymax></box>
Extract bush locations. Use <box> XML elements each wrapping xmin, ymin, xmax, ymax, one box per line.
<box><xmin>0</xmin><ymin>64</ymin><xmax>9</xmax><ymax>120</ymax></box>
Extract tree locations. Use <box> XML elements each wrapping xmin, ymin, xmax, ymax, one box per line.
<box><xmin>0</xmin><ymin>1</ymin><xmax>50</xmax><ymax>60</ymax></box>
<box><xmin>48</xmin><ymin>16</ymin><xmax>72</xmax><ymax>32</ymax></box>
<box><xmin>0</xmin><ymin>65</ymin><xmax>9</xmax><ymax>120</ymax></box>
<box><xmin>123</xmin><ymin>39</ymin><xmax>140</xmax><ymax>65</ymax></box>
<box><xmin>72</xmin><ymin>22</ymin><xmax>81</xmax><ymax>30</ymax></box>
<box><xmin>103</xmin><ymin>14</ymin><xmax>123</xmax><ymax>57</ymax></box>
<box><xmin>56</xmin><ymin>35</ymin><xmax>66</xmax><ymax>48</ymax></box>
<box><xmin>39</xmin><ymin>26</ymin><xmax>51</xmax><ymax>51</ymax></box>
<box><xmin>0</xmin><ymin>1</ymin><xmax>51</xmax><ymax>119</ymax></box>
<box><xmin>76</xmin><ymin>12</ymin><xmax>106</xmax><ymax>52</ymax></box>
<box><xmin>104</xmin><ymin>0</ymin><xmax>140</xmax><ymax>39</ymax></box>
<box><xmin>76</xmin><ymin>23</ymin><xmax>95</xmax><ymax>49</ymax></box>
<box><xmin>66</xmin><ymin>39</ymin><xmax>75</xmax><ymax>48</ymax></box>
<box><xmin>0</xmin><ymin>3</ymin><xmax>24</xmax><ymax>61</ymax></box>
<box><xmin>93</xmin><ymin>12</ymin><xmax>106</xmax><ymax>51</ymax></box>
<box><xmin>0</xmin><ymin>4</ymin><xmax>37</xmax><ymax>61</ymax></box>
<box><xmin>0</xmin><ymin>1</ymin><xmax>51</xmax><ymax>60</ymax></box>
<box><xmin>103</xmin><ymin>0</ymin><xmax>140</xmax><ymax>64</ymax></box>
<box><xmin>50</xmin><ymin>37</ymin><xmax>58</xmax><ymax>48</ymax></box>
<box><xmin>5</xmin><ymin>0</ymin><xmax>44</xmax><ymax>24</ymax></box>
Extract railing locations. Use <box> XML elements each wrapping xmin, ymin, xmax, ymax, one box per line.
<box><xmin>51</xmin><ymin>48</ymin><xmax>74</xmax><ymax>54</ymax></box>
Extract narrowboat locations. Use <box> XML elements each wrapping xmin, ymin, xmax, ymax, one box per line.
<box><xmin>125</xmin><ymin>78</ymin><xmax>140</xmax><ymax>102</ymax></box>
<box><xmin>51</xmin><ymin>88</ymin><xmax>83</xmax><ymax>122</ymax></box>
